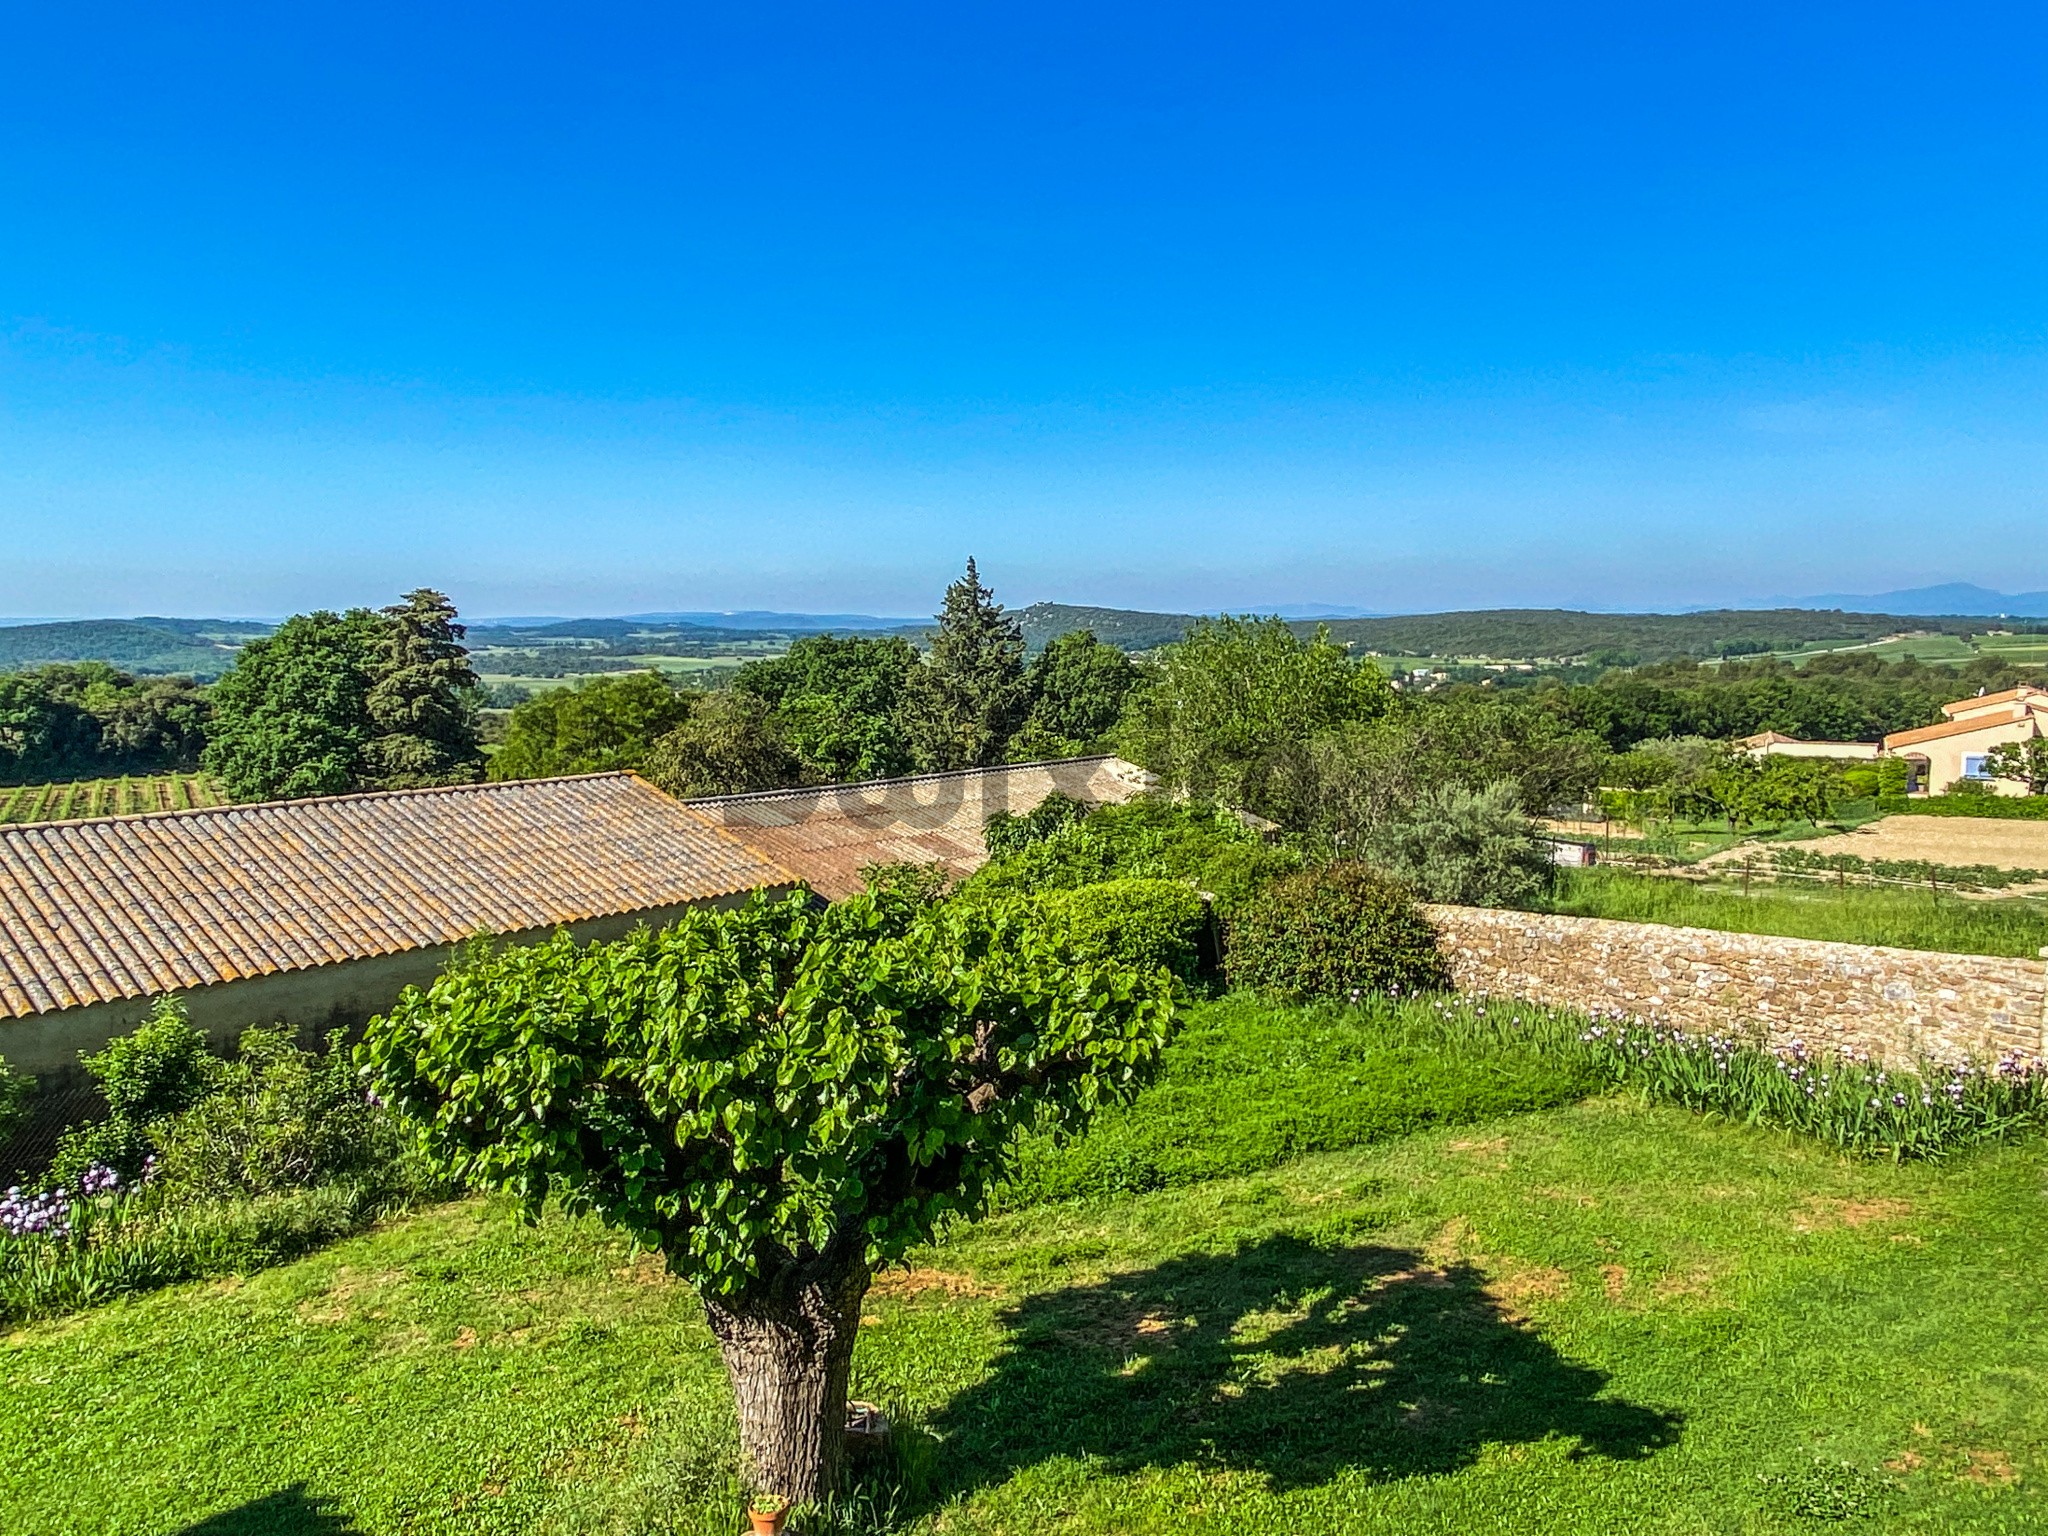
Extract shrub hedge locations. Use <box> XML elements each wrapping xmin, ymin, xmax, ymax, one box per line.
<box><xmin>1038</xmin><ymin>878</ymin><xmax>1211</xmax><ymax>982</ymax></box>
<box><xmin>1224</xmin><ymin>861</ymin><xmax>1449</xmax><ymax>1002</ymax></box>
<box><xmin>1879</xmin><ymin>794</ymin><xmax>2048</xmax><ymax>820</ymax></box>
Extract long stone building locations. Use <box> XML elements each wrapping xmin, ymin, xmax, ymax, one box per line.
<box><xmin>0</xmin><ymin>757</ymin><xmax>1150</xmax><ymax>1162</ymax></box>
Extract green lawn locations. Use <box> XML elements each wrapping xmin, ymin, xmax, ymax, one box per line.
<box><xmin>7</xmin><ymin>1046</ymin><xmax>2045</xmax><ymax>1532</ymax></box>
<box><xmin>1541</xmin><ymin>867</ymin><xmax>2048</xmax><ymax>957</ymax></box>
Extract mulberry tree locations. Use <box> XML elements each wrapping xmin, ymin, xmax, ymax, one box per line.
<box><xmin>358</xmin><ymin>889</ymin><xmax>1176</xmax><ymax>1504</ymax></box>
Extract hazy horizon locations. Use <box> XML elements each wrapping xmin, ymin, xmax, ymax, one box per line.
<box><xmin>6</xmin><ymin>6</ymin><xmax>2048</xmax><ymax>618</ymax></box>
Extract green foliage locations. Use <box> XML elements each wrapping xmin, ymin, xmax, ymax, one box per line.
<box><xmin>732</xmin><ymin>633</ymin><xmax>917</xmax><ymax>782</ymax></box>
<box><xmin>964</xmin><ymin>795</ymin><xmax>1300</xmax><ymax>912</ymax></box>
<box><xmin>898</xmin><ymin>558</ymin><xmax>1031</xmax><ymax>770</ymax></box>
<box><xmin>1224</xmin><ymin>863</ymin><xmax>1450</xmax><ymax>1002</ymax></box>
<box><xmin>981</xmin><ymin>791</ymin><xmax>1089</xmax><ymax>859</ymax></box>
<box><xmin>487</xmin><ymin>671</ymin><xmax>692</xmax><ymax>780</ymax></box>
<box><xmin>152</xmin><ymin>1028</ymin><xmax>403</xmax><ymax>1202</ymax></box>
<box><xmin>357</xmin><ymin>890</ymin><xmax>1177</xmax><ymax>1296</ymax></box>
<box><xmin>1000</xmin><ymin>993</ymin><xmax>1601</xmax><ymax>1205</ymax></box>
<box><xmin>1876</xmin><ymin>755</ymin><xmax>1911</xmax><ymax>796</ymax></box>
<box><xmin>0</xmin><ymin>618</ymin><xmax>252</xmax><ymax>678</ymax></box>
<box><xmin>1984</xmin><ymin>737</ymin><xmax>2048</xmax><ymax>795</ymax></box>
<box><xmin>1116</xmin><ymin>616</ymin><xmax>1394</xmax><ymax>815</ymax></box>
<box><xmin>1541</xmin><ymin>868</ymin><xmax>2048</xmax><ymax>958</ymax></box>
<box><xmin>1258</xmin><ymin>690</ymin><xmax>1604</xmax><ymax>863</ymax></box>
<box><xmin>1010</xmin><ymin>630</ymin><xmax>1140</xmax><ymax>759</ymax></box>
<box><xmin>1034</xmin><ymin>879</ymin><xmax>1210</xmax><ymax>983</ymax></box>
<box><xmin>360</xmin><ymin>589</ymin><xmax>484</xmax><ymax>789</ymax></box>
<box><xmin>0</xmin><ymin>1180</ymin><xmax>409</xmax><ymax>1324</ymax></box>
<box><xmin>641</xmin><ymin>689</ymin><xmax>802</xmax><ymax>797</ymax></box>
<box><xmin>1364</xmin><ymin>780</ymin><xmax>1554</xmax><ymax>907</ymax></box>
<box><xmin>202</xmin><ymin>609</ymin><xmax>386</xmax><ymax>800</ymax></box>
<box><xmin>50</xmin><ymin>997</ymin><xmax>218</xmax><ymax>1186</ymax></box>
<box><xmin>1576</xmin><ymin>1020</ymin><xmax>2047</xmax><ymax>1162</ymax></box>
<box><xmin>0</xmin><ymin>1056</ymin><xmax>30</xmax><ymax>1146</ymax></box>
<box><xmin>0</xmin><ymin>663</ymin><xmax>211</xmax><ymax>783</ymax></box>
<box><xmin>1878</xmin><ymin>791</ymin><xmax>2048</xmax><ymax>819</ymax></box>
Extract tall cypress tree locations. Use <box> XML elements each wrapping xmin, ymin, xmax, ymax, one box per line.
<box><xmin>898</xmin><ymin>558</ymin><xmax>1029</xmax><ymax>770</ymax></box>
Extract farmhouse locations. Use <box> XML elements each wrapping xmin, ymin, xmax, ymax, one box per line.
<box><xmin>0</xmin><ymin>756</ymin><xmax>1153</xmax><ymax>1162</ymax></box>
<box><xmin>1883</xmin><ymin>685</ymin><xmax>2048</xmax><ymax>795</ymax></box>
<box><xmin>0</xmin><ymin>773</ymin><xmax>799</xmax><ymax>1079</ymax></box>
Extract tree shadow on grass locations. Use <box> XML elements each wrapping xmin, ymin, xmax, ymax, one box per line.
<box><xmin>928</xmin><ymin>1236</ymin><xmax>1681</xmax><ymax>1496</ymax></box>
<box><xmin>174</xmin><ymin>1485</ymin><xmax>361</xmax><ymax>1536</ymax></box>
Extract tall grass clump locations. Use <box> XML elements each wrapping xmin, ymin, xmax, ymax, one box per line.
<box><xmin>1574</xmin><ymin>1014</ymin><xmax>2048</xmax><ymax>1160</ymax></box>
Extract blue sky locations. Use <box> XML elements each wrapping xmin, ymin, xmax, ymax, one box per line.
<box><xmin>4</xmin><ymin>3</ymin><xmax>2047</xmax><ymax>619</ymax></box>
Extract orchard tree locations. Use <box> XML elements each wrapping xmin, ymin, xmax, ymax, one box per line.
<box><xmin>357</xmin><ymin>890</ymin><xmax>1175</xmax><ymax>1505</ymax></box>
<box><xmin>202</xmin><ymin>609</ymin><xmax>385</xmax><ymax>800</ymax></box>
<box><xmin>362</xmin><ymin>588</ymin><xmax>484</xmax><ymax>788</ymax></box>
<box><xmin>898</xmin><ymin>558</ymin><xmax>1030</xmax><ymax>770</ymax></box>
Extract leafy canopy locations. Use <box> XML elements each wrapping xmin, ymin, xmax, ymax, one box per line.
<box><xmin>361</xmin><ymin>589</ymin><xmax>483</xmax><ymax>789</ymax></box>
<box><xmin>1010</xmin><ymin>629</ymin><xmax>1140</xmax><ymax>760</ymax></box>
<box><xmin>201</xmin><ymin>609</ymin><xmax>386</xmax><ymax>801</ymax></box>
<box><xmin>642</xmin><ymin>690</ymin><xmax>802</xmax><ymax>797</ymax></box>
<box><xmin>733</xmin><ymin>633</ymin><xmax>917</xmax><ymax>782</ymax></box>
<box><xmin>1117</xmin><ymin>616</ymin><xmax>1394</xmax><ymax>815</ymax></box>
<box><xmin>487</xmin><ymin>672</ymin><xmax>692</xmax><ymax>781</ymax></box>
<box><xmin>357</xmin><ymin>891</ymin><xmax>1176</xmax><ymax>1294</ymax></box>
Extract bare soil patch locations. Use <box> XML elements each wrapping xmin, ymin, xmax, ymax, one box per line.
<box><xmin>1790</xmin><ymin>1197</ymin><xmax>1914</xmax><ymax>1233</ymax></box>
<box><xmin>1781</xmin><ymin>816</ymin><xmax>2048</xmax><ymax>872</ymax></box>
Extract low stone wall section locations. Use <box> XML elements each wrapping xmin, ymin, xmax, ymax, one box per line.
<box><xmin>1424</xmin><ymin>904</ymin><xmax>2048</xmax><ymax>1069</ymax></box>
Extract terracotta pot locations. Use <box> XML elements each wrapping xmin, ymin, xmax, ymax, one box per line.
<box><xmin>747</xmin><ymin>1505</ymin><xmax>788</xmax><ymax>1536</ymax></box>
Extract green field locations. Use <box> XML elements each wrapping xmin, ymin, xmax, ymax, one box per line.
<box><xmin>0</xmin><ymin>772</ymin><xmax>222</xmax><ymax>824</ymax></box>
<box><xmin>1754</xmin><ymin>629</ymin><xmax>2048</xmax><ymax>670</ymax></box>
<box><xmin>8</xmin><ymin>1011</ymin><xmax>2043</xmax><ymax>1535</ymax></box>
<box><xmin>1540</xmin><ymin>866</ymin><xmax>2048</xmax><ymax>957</ymax></box>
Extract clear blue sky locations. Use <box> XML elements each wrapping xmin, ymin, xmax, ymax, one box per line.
<box><xmin>4</xmin><ymin>3</ymin><xmax>2046</xmax><ymax>619</ymax></box>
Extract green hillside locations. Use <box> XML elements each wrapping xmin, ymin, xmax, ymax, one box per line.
<box><xmin>0</xmin><ymin>620</ymin><xmax>251</xmax><ymax>678</ymax></box>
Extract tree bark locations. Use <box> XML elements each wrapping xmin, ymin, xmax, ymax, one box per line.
<box><xmin>700</xmin><ymin>1243</ymin><xmax>871</xmax><ymax>1506</ymax></box>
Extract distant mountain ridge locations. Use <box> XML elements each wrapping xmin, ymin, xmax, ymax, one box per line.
<box><xmin>1766</xmin><ymin>583</ymin><xmax>2048</xmax><ymax>619</ymax></box>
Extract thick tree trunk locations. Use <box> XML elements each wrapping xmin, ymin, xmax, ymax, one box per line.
<box><xmin>701</xmin><ymin>1245</ymin><xmax>871</xmax><ymax>1506</ymax></box>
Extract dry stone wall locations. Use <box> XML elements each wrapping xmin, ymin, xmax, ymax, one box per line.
<box><xmin>1424</xmin><ymin>904</ymin><xmax>2048</xmax><ymax>1069</ymax></box>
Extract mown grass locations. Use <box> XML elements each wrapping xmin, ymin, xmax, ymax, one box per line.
<box><xmin>6</xmin><ymin>994</ymin><xmax>2046</xmax><ymax>1535</ymax></box>
<box><xmin>998</xmin><ymin>994</ymin><xmax>1600</xmax><ymax>1205</ymax></box>
<box><xmin>6</xmin><ymin>1104</ymin><xmax>2043</xmax><ymax>1534</ymax></box>
<box><xmin>1540</xmin><ymin>866</ymin><xmax>2048</xmax><ymax>958</ymax></box>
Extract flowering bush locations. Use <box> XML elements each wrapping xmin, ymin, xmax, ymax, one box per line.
<box><xmin>1574</xmin><ymin>1017</ymin><xmax>2048</xmax><ymax>1160</ymax></box>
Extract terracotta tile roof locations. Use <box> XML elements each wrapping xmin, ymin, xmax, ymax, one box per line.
<box><xmin>1941</xmin><ymin>685</ymin><xmax>2048</xmax><ymax>718</ymax></box>
<box><xmin>0</xmin><ymin>774</ymin><xmax>793</xmax><ymax>1020</ymax></box>
<box><xmin>687</xmin><ymin>756</ymin><xmax>1155</xmax><ymax>899</ymax></box>
<box><xmin>1883</xmin><ymin>709</ymin><xmax>2043</xmax><ymax>750</ymax></box>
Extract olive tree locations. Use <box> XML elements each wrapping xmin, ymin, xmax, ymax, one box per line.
<box><xmin>357</xmin><ymin>890</ymin><xmax>1176</xmax><ymax>1504</ymax></box>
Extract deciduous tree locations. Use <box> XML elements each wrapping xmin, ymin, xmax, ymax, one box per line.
<box><xmin>487</xmin><ymin>672</ymin><xmax>692</xmax><ymax>781</ymax></box>
<box><xmin>1009</xmin><ymin>629</ymin><xmax>1140</xmax><ymax>760</ymax></box>
<box><xmin>201</xmin><ymin>610</ymin><xmax>385</xmax><ymax>801</ymax></box>
<box><xmin>642</xmin><ymin>690</ymin><xmax>803</xmax><ymax>797</ymax></box>
<box><xmin>358</xmin><ymin>891</ymin><xmax>1176</xmax><ymax>1505</ymax></box>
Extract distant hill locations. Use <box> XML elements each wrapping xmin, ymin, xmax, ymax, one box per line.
<box><xmin>0</xmin><ymin>619</ymin><xmax>259</xmax><ymax>678</ymax></box>
<box><xmin>1015</xmin><ymin>603</ymin><xmax>2033</xmax><ymax>663</ymax></box>
<box><xmin>1015</xmin><ymin>603</ymin><xmax>1205</xmax><ymax>652</ymax></box>
<box><xmin>1772</xmin><ymin>583</ymin><xmax>2048</xmax><ymax>619</ymax></box>
<box><xmin>1307</xmin><ymin>608</ymin><xmax>2011</xmax><ymax>663</ymax></box>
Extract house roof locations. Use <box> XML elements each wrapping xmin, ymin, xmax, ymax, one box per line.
<box><xmin>685</xmin><ymin>756</ymin><xmax>1154</xmax><ymax>899</ymax></box>
<box><xmin>0</xmin><ymin>774</ymin><xmax>794</xmax><ymax>1020</ymax></box>
<box><xmin>1941</xmin><ymin>684</ymin><xmax>2048</xmax><ymax>718</ymax></box>
<box><xmin>1883</xmin><ymin>708</ymin><xmax>2044</xmax><ymax>751</ymax></box>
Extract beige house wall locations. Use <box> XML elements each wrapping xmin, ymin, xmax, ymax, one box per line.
<box><xmin>1426</xmin><ymin>903</ymin><xmax>2048</xmax><ymax>1069</ymax></box>
<box><xmin>1903</xmin><ymin>724</ymin><xmax>2037</xmax><ymax>797</ymax></box>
